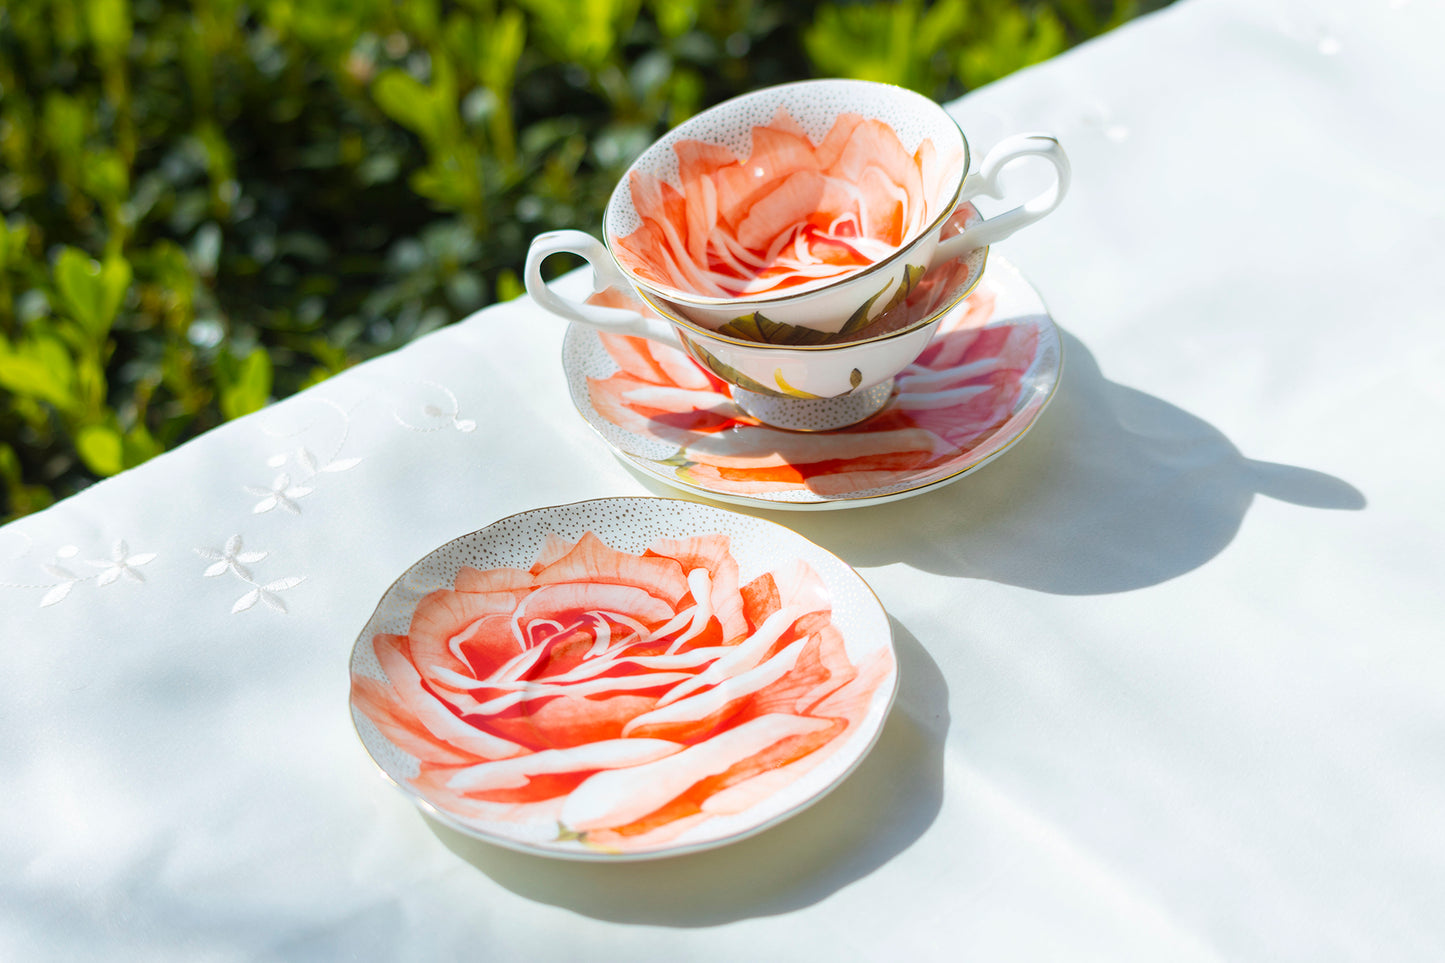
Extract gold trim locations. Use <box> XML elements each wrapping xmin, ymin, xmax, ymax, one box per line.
<box><xmin>346</xmin><ymin>494</ymin><xmax>900</xmax><ymax>861</ymax></box>
<box><xmin>568</xmin><ymin>256</ymin><xmax>1064</xmax><ymax>510</ymax></box>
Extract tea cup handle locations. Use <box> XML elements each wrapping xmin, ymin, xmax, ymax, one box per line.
<box><xmin>932</xmin><ymin>133</ymin><xmax>1070</xmax><ymax>261</ymax></box>
<box><xmin>524</xmin><ymin>230</ymin><xmax>682</xmax><ymax>347</ymax></box>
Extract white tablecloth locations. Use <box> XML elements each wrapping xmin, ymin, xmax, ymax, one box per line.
<box><xmin>4</xmin><ymin>0</ymin><xmax>1443</xmax><ymax>959</ymax></box>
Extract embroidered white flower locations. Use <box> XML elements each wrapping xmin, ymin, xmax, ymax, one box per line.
<box><xmin>85</xmin><ymin>540</ymin><xmax>157</xmax><ymax>586</ymax></box>
<box><xmin>39</xmin><ymin>553</ymin><xmax>81</xmax><ymax>607</ymax></box>
<box><xmin>269</xmin><ymin>445</ymin><xmax>362</xmax><ymax>477</ymax></box>
<box><xmin>245</xmin><ymin>473</ymin><xmax>313</xmax><ymax>514</ymax></box>
<box><xmin>12</xmin><ymin>542</ymin><xmax>155</xmax><ymax>608</ymax></box>
<box><xmin>196</xmin><ymin>535</ymin><xmax>268</xmax><ymax>580</ymax></box>
<box><xmin>197</xmin><ymin>535</ymin><xmax>304</xmax><ymax>615</ymax></box>
<box><xmin>233</xmin><ymin>576</ymin><xmax>305</xmax><ymax>614</ymax></box>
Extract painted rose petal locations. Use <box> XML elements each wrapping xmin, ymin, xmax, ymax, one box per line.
<box><xmin>735</xmin><ymin>169</ymin><xmax>826</xmax><ymax>252</ymax></box>
<box><xmin>675</xmin><ymin>141</ymin><xmax>732</xmax><ymax>265</ymax></box>
<box><xmin>622</xmin><ymin>636</ymin><xmax>810</xmax><ymax>741</ymax></box>
<box><xmin>682</xmin><ymin>425</ymin><xmax>952</xmax><ymax>469</ymax></box>
<box><xmin>813</xmin><ymin>112</ymin><xmax>865</xmax><ymax>170</ymax></box>
<box><xmin>764</xmin><ymin>558</ymin><xmax>832</xmax><ymax>619</ymax></box>
<box><xmin>596</xmin><ymin>318</ymin><xmax>719</xmax><ymax>393</ymax></box>
<box><xmin>408</xmin><ymin>588</ymin><xmax>531</xmax><ymax>683</ymax></box>
<box><xmin>765</xmin><ymin>105</ymin><xmax>808</xmax><ymax>139</ymax></box>
<box><xmin>505</xmin><ymin>616</ymin><xmax>610</xmax><ymax>681</ymax></box>
<box><xmin>894</xmin><ymin>382</ymin><xmax>994</xmax><ymax>411</ymax></box>
<box><xmin>372</xmin><ymin>633</ymin><xmax>526</xmax><ymax>760</ymax></box>
<box><xmin>454</xmin><ymin>565</ymin><xmax>534</xmax><ymax>594</ymax></box>
<box><xmin>747</xmin><ymin>124</ymin><xmax>824</xmax><ymax>183</ymax></box>
<box><xmin>411</xmin><ymin>762</ymin><xmax>577</xmax><ymax>820</ymax></box>
<box><xmin>675</xmin><ymin>139</ymin><xmax>739</xmax><ymax>194</ymax></box>
<box><xmin>562</xmin><ymin>713</ymin><xmax>833</xmax><ymax>832</ymax></box>
<box><xmin>854</xmin><ymin>164</ymin><xmax>910</xmax><ymax>245</ymax></box>
<box><xmin>828</xmin><ymin>118</ymin><xmax>924</xmax><ymax>224</ymax></box>
<box><xmin>647</xmin><ymin>534</ymin><xmax>746</xmax><ymax>643</ymax></box>
<box><xmin>470</xmin><ymin>669</ymin><xmax>697</xmax><ymax>716</ymax></box>
<box><xmin>533</xmin><ymin>531</ymin><xmax>690</xmax><ymax>607</ymax></box>
<box><xmin>351</xmin><ymin>675</ymin><xmax>477</xmax><ymax>767</ymax></box>
<box><xmin>447</xmin><ymin>738</ymin><xmax>682</xmax><ymax>792</ymax></box>
<box><xmin>482</xmin><ymin>687</ymin><xmax>665</xmax><ymax>752</ymax></box>
<box><xmin>745</xmin><ymin>621</ymin><xmax>853</xmax><ymax>716</ymax></box>
<box><xmin>516</xmin><ymin>579</ymin><xmax>677</xmax><ymax>632</ymax></box>
<box><xmin>613</xmin><ymin>384</ymin><xmax>735</xmax><ymax>414</ymax></box>
<box><xmin>530</xmin><ymin>637</ymin><xmax>716</xmax><ymax>687</ymax></box>
<box><xmin>648</xmin><ymin>606</ymin><xmax>801</xmax><ymax>711</ymax></box>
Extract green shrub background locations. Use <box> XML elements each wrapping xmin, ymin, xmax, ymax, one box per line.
<box><xmin>0</xmin><ymin>0</ymin><xmax>1158</xmax><ymax>520</ymax></box>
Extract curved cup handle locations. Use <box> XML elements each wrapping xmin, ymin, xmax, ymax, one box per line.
<box><xmin>524</xmin><ymin>229</ymin><xmax>682</xmax><ymax>348</ymax></box>
<box><xmin>932</xmin><ymin>133</ymin><xmax>1070</xmax><ymax>264</ymax></box>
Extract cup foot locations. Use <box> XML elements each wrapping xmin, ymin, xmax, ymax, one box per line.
<box><xmin>730</xmin><ymin>379</ymin><xmax>895</xmax><ymax>432</ymax></box>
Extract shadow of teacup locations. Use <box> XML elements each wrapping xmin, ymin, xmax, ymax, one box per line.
<box><xmin>426</xmin><ymin>619</ymin><xmax>947</xmax><ymax>926</ymax></box>
<box><xmin>751</xmin><ymin>330</ymin><xmax>1366</xmax><ymax>594</ymax></box>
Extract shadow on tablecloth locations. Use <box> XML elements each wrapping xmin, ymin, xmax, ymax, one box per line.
<box><xmin>779</xmin><ymin>329</ymin><xmax>1367</xmax><ymax>593</ymax></box>
<box><xmin>425</xmin><ymin>617</ymin><xmax>948</xmax><ymax>925</ymax></box>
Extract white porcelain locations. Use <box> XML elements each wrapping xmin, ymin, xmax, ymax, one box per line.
<box><xmin>539</xmin><ymin>201</ymin><xmax>989</xmax><ymax>431</ymax></box>
<box><xmin>349</xmin><ymin>497</ymin><xmax>897</xmax><ymax>860</ymax></box>
<box><xmin>563</xmin><ymin>257</ymin><xmax>1061</xmax><ymax>510</ymax></box>
<box><xmin>525</xmin><ymin>78</ymin><xmax>1068</xmax><ymax>338</ymax></box>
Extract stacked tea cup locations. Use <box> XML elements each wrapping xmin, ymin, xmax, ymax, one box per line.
<box><xmin>526</xmin><ymin>79</ymin><xmax>1068</xmax><ymax>431</ymax></box>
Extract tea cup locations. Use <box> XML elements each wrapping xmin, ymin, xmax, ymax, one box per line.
<box><xmin>550</xmin><ymin>201</ymin><xmax>992</xmax><ymax>432</ymax></box>
<box><xmin>526</xmin><ymin>78</ymin><xmax>1068</xmax><ymax>337</ymax></box>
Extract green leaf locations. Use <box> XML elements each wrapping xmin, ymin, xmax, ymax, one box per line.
<box><xmin>495</xmin><ymin>269</ymin><xmax>525</xmax><ymax>301</ymax></box>
<box><xmin>835</xmin><ymin>281</ymin><xmax>891</xmax><ymax>339</ymax></box>
<box><xmin>0</xmin><ymin>219</ymin><xmax>30</xmax><ymax>270</ymax></box>
<box><xmin>42</xmin><ymin>93</ymin><xmax>88</xmax><ymax>161</ymax></box>
<box><xmin>121</xmin><ymin>422</ymin><xmax>163</xmax><ymax>468</ymax></box>
<box><xmin>76</xmin><ymin>423</ymin><xmax>125</xmax><ymax>476</ymax></box>
<box><xmin>647</xmin><ymin>0</ymin><xmax>698</xmax><ymax>38</ymax></box>
<box><xmin>84</xmin><ymin>0</ymin><xmax>133</xmax><ymax>61</ymax></box>
<box><xmin>479</xmin><ymin>8</ymin><xmax>526</xmax><ymax>95</ymax></box>
<box><xmin>957</xmin><ymin>6</ymin><xmax>1069</xmax><ymax>90</ymax></box>
<box><xmin>804</xmin><ymin>1</ymin><xmax>923</xmax><ymax>89</ymax></box>
<box><xmin>518</xmin><ymin>0</ymin><xmax>638</xmax><ymax>69</ymax></box>
<box><xmin>81</xmin><ymin>148</ymin><xmax>131</xmax><ymax>206</ymax></box>
<box><xmin>0</xmin><ymin>334</ymin><xmax>80</xmax><ymax>412</ymax></box>
<box><xmin>219</xmin><ymin>349</ymin><xmax>273</xmax><ymax>420</ymax></box>
<box><xmin>714</xmin><ymin>312</ymin><xmax>833</xmax><ymax>346</ymax></box>
<box><xmin>373</xmin><ymin>69</ymin><xmax>435</xmax><ymax>138</ymax></box>
<box><xmin>0</xmin><ymin>443</ymin><xmax>55</xmax><ymax>520</ymax></box>
<box><xmin>372</xmin><ymin>63</ymin><xmax>460</xmax><ymax>149</ymax></box>
<box><xmin>53</xmin><ymin>248</ymin><xmax>132</xmax><ymax>340</ymax></box>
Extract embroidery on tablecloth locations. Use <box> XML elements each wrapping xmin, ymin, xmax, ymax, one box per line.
<box><xmin>245</xmin><ymin>397</ymin><xmax>362</xmax><ymax>515</ymax></box>
<box><xmin>1</xmin><ymin>539</ymin><xmax>158</xmax><ymax>607</ymax></box>
<box><xmin>392</xmin><ymin>380</ymin><xmax>476</xmax><ymax>433</ymax></box>
<box><xmin>196</xmin><ymin>534</ymin><xmax>304</xmax><ymax>614</ymax></box>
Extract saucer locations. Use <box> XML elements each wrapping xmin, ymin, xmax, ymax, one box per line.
<box><xmin>349</xmin><ymin>497</ymin><xmax>897</xmax><ymax>860</ymax></box>
<box><xmin>563</xmin><ymin>257</ymin><xmax>1062</xmax><ymax>510</ymax></box>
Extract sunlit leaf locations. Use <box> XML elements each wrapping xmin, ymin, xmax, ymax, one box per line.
<box><xmin>53</xmin><ymin>248</ymin><xmax>132</xmax><ymax>341</ymax></box>
<box><xmin>76</xmin><ymin>423</ymin><xmax>125</xmax><ymax>476</ymax></box>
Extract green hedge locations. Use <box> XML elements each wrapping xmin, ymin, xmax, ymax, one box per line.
<box><xmin>0</xmin><ymin>0</ymin><xmax>1147</xmax><ymax>519</ymax></box>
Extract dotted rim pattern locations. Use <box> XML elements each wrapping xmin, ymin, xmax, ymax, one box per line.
<box><xmin>348</xmin><ymin>497</ymin><xmax>898</xmax><ymax>861</ymax></box>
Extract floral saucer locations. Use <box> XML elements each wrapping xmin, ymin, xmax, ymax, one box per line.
<box><xmin>563</xmin><ymin>257</ymin><xmax>1062</xmax><ymax>510</ymax></box>
<box><xmin>349</xmin><ymin>497</ymin><xmax>897</xmax><ymax>861</ymax></box>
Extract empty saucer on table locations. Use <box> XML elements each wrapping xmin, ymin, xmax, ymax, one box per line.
<box><xmin>349</xmin><ymin>497</ymin><xmax>897</xmax><ymax>861</ymax></box>
<box><xmin>563</xmin><ymin>257</ymin><xmax>1062</xmax><ymax>510</ymax></box>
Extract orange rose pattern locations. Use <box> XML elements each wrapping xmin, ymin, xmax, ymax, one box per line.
<box><xmin>351</xmin><ymin>531</ymin><xmax>890</xmax><ymax>852</ymax></box>
<box><xmin>613</xmin><ymin>109</ymin><xmax>963</xmax><ymax>299</ymax></box>
<box><xmin>586</xmin><ymin>283</ymin><xmax>1041</xmax><ymax>498</ymax></box>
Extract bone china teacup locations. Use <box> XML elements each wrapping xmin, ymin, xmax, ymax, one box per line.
<box><xmin>525</xmin><ymin>78</ymin><xmax>1070</xmax><ymax>338</ymax></box>
<box><xmin>542</xmin><ymin>201</ymin><xmax>992</xmax><ymax>432</ymax></box>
